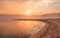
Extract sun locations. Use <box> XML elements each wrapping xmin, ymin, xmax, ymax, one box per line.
<box><xmin>25</xmin><ymin>10</ymin><xmax>31</xmax><ymax>15</ymax></box>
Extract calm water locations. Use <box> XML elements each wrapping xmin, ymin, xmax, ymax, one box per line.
<box><xmin>0</xmin><ymin>15</ymin><xmax>46</xmax><ymax>38</ymax></box>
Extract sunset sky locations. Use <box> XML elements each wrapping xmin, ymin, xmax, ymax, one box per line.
<box><xmin>0</xmin><ymin>0</ymin><xmax>60</xmax><ymax>15</ymax></box>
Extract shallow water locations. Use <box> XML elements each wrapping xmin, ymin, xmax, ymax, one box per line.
<box><xmin>0</xmin><ymin>15</ymin><xmax>46</xmax><ymax>38</ymax></box>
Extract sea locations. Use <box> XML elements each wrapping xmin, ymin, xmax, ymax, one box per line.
<box><xmin>0</xmin><ymin>14</ymin><xmax>46</xmax><ymax>38</ymax></box>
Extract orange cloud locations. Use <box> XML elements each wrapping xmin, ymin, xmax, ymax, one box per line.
<box><xmin>0</xmin><ymin>0</ymin><xmax>60</xmax><ymax>15</ymax></box>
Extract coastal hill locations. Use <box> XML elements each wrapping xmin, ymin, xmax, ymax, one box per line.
<box><xmin>41</xmin><ymin>13</ymin><xmax>60</xmax><ymax>17</ymax></box>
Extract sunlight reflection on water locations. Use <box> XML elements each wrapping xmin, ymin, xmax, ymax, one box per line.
<box><xmin>0</xmin><ymin>20</ymin><xmax>46</xmax><ymax>37</ymax></box>
<box><xmin>9</xmin><ymin>21</ymin><xmax>46</xmax><ymax>35</ymax></box>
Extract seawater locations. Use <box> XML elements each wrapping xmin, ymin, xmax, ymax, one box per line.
<box><xmin>0</xmin><ymin>15</ymin><xmax>46</xmax><ymax>38</ymax></box>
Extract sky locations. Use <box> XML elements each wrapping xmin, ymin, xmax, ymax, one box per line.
<box><xmin>0</xmin><ymin>0</ymin><xmax>60</xmax><ymax>15</ymax></box>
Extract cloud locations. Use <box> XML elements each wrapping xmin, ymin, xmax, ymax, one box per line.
<box><xmin>48</xmin><ymin>0</ymin><xmax>60</xmax><ymax>10</ymax></box>
<box><xmin>0</xmin><ymin>0</ymin><xmax>60</xmax><ymax>14</ymax></box>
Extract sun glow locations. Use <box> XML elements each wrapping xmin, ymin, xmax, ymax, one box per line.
<box><xmin>25</xmin><ymin>10</ymin><xmax>31</xmax><ymax>15</ymax></box>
